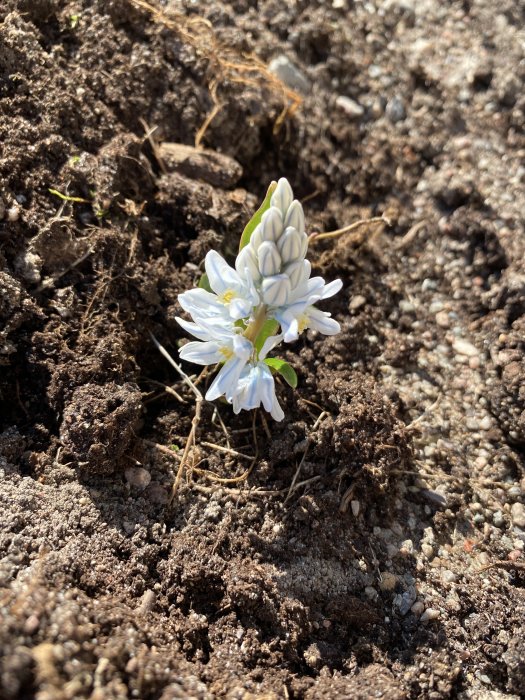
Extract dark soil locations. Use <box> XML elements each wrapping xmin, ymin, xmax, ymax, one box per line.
<box><xmin>1</xmin><ymin>1</ymin><xmax>524</xmax><ymax>698</ymax></box>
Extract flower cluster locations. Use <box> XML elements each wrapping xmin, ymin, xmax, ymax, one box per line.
<box><xmin>176</xmin><ymin>178</ymin><xmax>342</xmax><ymax>421</ymax></box>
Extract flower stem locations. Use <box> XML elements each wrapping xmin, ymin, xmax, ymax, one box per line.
<box><xmin>243</xmin><ymin>305</ymin><xmax>268</xmax><ymax>343</ymax></box>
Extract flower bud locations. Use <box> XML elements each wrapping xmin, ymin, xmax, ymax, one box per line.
<box><xmin>285</xmin><ymin>259</ymin><xmax>311</xmax><ymax>289</ymax></box>
<box><xmin>258</xmin><ymin>241</ymin><xmax>282</xmax><ymax>276</ymax></box>
<box><xmin>249</xmin><ymin>223</ymin><xmax>263</xmax><ymax>251</ymax></box>
<box><xmin>300</xmin><ymin>232</ymin><xmax>309</xmax><ymax>259</ymax></box>
<box><xmin>284</xmin><ymin>200</ymin><xmax>305</xmax><ymax>234</ymax></box>
<box><xmin>271</xmin><ymin>178</ymin><xmax>293</xmax><ymax>215</ymax></box>
<box><xmin>261</xmin><ymin>206</ymin><xmax>283</xmax><ymax>242</ymax></box>
<box><xmin>236</xmin><ymin>244</ymin><xmax>261</xmax><ymax>282</ymax></box>
<box><xmin>262</xmin><ymin>274</ymin><xmax>291</xmax><ymax>307</ymax></box>
<box><xmin>277</xmin><ymin>226</ymin><xmax>302</xmax><ymax>264</ymax></box>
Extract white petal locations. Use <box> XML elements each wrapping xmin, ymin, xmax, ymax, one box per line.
<box><xmin>235</xmin><ymin>245</ymin><xmax>261</xmax><ymax>282</ymax></box>
<box><xmin>260</xmin><ymin>206</ymin><xmax>283</xmax><ymax>242</ymax></box>
<box><xmin>178</xmin><ymin>288</ymin><xmax>226</xmax><ymax>319</ymax></box>
<box><xmin>283</xmin><ymin>200</ymin><xmax>305</xmax><ymax>234</ymax></box>
<box><xmin>179</xmin><ymin>340</ymin><xmax>222</xmax><ymax>365</ymax></box>
<box><xmin>258</xmin><ymin>365</ymin><xmax>285</xmax><ymax>421</ymax></box>
<box><xmin>205</xmin><ymin>250</ymin><xmax>242</xmax><ymax>296</ymax></box>
<box><xmin>232</xmin><ymin>334</ymin><xmax>253</xmax><ymax>361</ymax></box>
<box><xmin>278</xmin><ymin>227</ymin><xmax>303</xmax><ymax>264</ymax></box>
<box><xmin>228</xmin><ymin>297</ymin><xmax>254</xmax><ymax>320</ymax></box>
<box><xmin>270</xmin><ymin>178</ymin><xmax>293</xmax><ymax>215</ymax></box>
<box><xmin>206</xmin><ymin>355</ymin><xmax>248</xmax><ymax>401</ymax></box>
<box><xmin>282</xmin><ymin>318</ymin><xmax>299</xmax><ymax>343</ymax></box>
<box><xmin>270</xmin><ymin>399</ymin><xmax>285</xmax><ymax>422</ymax></box>
<box><xmin>262</xmin><ymin>274</ymin><xmax>291</xmax><ymax>307</ymax></box>
<box><xmin>231</xmin><ymin>365</ymin><xmax>262</xmax><ymax>412</ymax></box>
<box><xmin>258</xmin><ymin>241</ymin><xmax>282</xmax><ymax>276</ymax></box>
<box><xmin>259</xmin><ymin>333</ymin><xmax>284</xmax><ymax>360</ymax></box>
<box><xmin>306</xmin><ymin>307</ymin><xmax>341</xmax><ymax>335</ymax></box>
<box><xmin>320</xmin><ymin>278</ymin><xmax>343</xmax><ymax>299</ymax></box>
<box><xmin>175</xmin><ymin>316</ymin><xmax>212</xmax><ymax>341</ymax></box>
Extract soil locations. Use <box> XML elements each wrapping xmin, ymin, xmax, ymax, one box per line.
<box><xmin>1</xmin><ymin>1</ymin><xmax>525</xmax><ymax>698</ymax></box>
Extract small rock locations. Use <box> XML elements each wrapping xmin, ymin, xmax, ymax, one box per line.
<box><xmin>421</xmin><ymin>543</ymin><xmax>434</xmax><ymax>559</ymax></box>
<box><xmin>7</xmin><ymin>205</ymin><xmax>20</xmax><ymax>222</ymax></box>
<box><xmin>268</xmin><ymin>55</ymin><xmax>311</xmax><ymax>94</ymax></box>
<box><xmin>125</xmin><ymin>466</ymin><xmax>151</xmax><ymax>489</ymax></box>
<box><xmin>420</xmin><ymin>607</ymin><xmax>440</xmax><ymax>622</ymax></box>
<box><xmin>386</xmin><ymin>96</ymin><xmax>406</xmax><ymax>123</ymax></box>
<box><xmin>435</xmin><ymin>310</ymin><xmax>450</xmax><ymax>328</ymax></box>
<box><xmin>399</xmin><ymin>539</ymin><xmax>414</xmax><ymax>556</ymax></box>
<box><xmin>478</xmin><ymin>416</ymin><xmax>491</xmax><ymax>431</ymax></box>
<box><xmin>442</xmin><ymin>570</ymin><xmax>458</xmax><ymax>583</ymax></box>
<box><xmin>335</xmin><ymin>95</ymin><xmax>364</xmax><ymax>119</ymax></box>
<box><xmin>351</xmin><ymin>500</ymin><xmax>360</xmax><ymax>517</ymax></box>
<box><xmin>493</xmin><ymin>511</ymin><xmax>504</xmax><ymax>528</ymax></box>
<box><xmin>411</xmin><ymin>601</ymin><xmax>425</xmax><ymax>616</ymax></box>
<box><xmin>379</xmin><ymin>572</ymin><xmax>398</xmax><ymax>591</ymax></box>
<box><xmin>399</xmin><ymin>300</ymin><xmax>415</xmax><ymax>313</ymax></box>
<box><xmin>511</xmin><ymin>503</ymin><xmax>525</xmax><ymax>529</ymax></box>
<box><xmin>364</xmin><ymin>586</ymin><xmax>378</xmax><ymax>600</ymax></box>
<box><xmin>452</xmin><ymin>338</ymin><xmax>478</xmax><ymax>357</ymax></box>
<box><xmin>349</xmin><ymin>294</ymin><xmax>366</xmax><ymax>311</ymax></box>
<box><xmin>137</xmin><ymin>589</ymin><xmax>156</xmax><ymax>614</ymax></box>
<box><xmin>394</xmin><ymin>585</ymin><xmax>417</xmax><ymax>615</ymax></box>
<box><xmin>146</xmin><ymin>482</ymin><xmax>169</xmax><ymax>505</ymax></box>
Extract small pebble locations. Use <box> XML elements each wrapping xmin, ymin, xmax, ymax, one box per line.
<box><xmin>442</xmin><ymin>570</ymin><xmax>458</xmax><ymax>583</ymax></box>
<box><xmin>399</xmin><ymin>539</ymin><xmax>414</xmax><ymax>556</ymax></box>
<box><xmin>137</xmin><ymin>589</ymin><xmax>156</xmax><ymax>614</ymax></box>
<box><xmin>349</xmin><ymin>294</ymin><xmax>366</xmax><ymax>311</ymax></box>
<box><xmin>7</xmin><ymin>205</ymin><xmax>20</xmax><ymax>222</ymax></box>
<box><xmin>452</xmin><ymin>338</ymin><xmax>478</xmax><ymax>357</ymax></box>
<box><xmin>379</xmin><ymin>572</ymin><xmax>398</xmax><ymax>591</ymax></box>
<box><xmin>350</xmin><ymin>499</ymin><xmax>360</xmax><ymax>517</ymax></box>
<box><xmin>386</xmin><ymin>95</ymin><xmax>406</xmax><ymax>123</ymax></box>
<box><xmin>399</xmin><ymin>300</ymin><xmax>415</xmax><ymax>313</ymax></box>
<box><xmin>125</xmin><ymin>466</ymin><xmax>151</xmax><ymax>489</ymax></box>
<box><xmin>479</xmin><ymin>415</ymin><xmax>492</xmax><ymax>430</ymax></box>
<box><xmin>421</xmin><ymin>543</ymin><xmax>434</xmax><ymax>559</ymax></box>
<box><xmin>365</xmin><ymin>586</ymin><xmax>378</xmax><ymax>600</ymax></box>
<box><xmin>493</xmin><ymin>511</ymin><xmax>504</xmax><ymax>528</ymax></box>
<box><xmin>146</xmin><ymin>482</ymin><xmax>169</xmax><ymax>505</ymax></box>
<box><xmin>420</xmin><ymin>607</ymin><xmax>440</xmax><ymax>623</ymax></box>
<box><xmin>335</xmin><ymin>95</ymin><xmax>364</xmax><ymax>119</ymax></box>
<box><xmin>510</xmin><ymin>502</ymin><xmax>525</xmax><ymax>529</ymax></box>
<box><xmin>268</xmin><ymin>55</ymin><xmax>310</xmax><ymax>93</ymax></box>
<box><xmin>411</xmin><ymin>601</ymin><xmax>425</xmax><ymax>616</ymax></box>
<box><xmin>435</xmin><ymin>311</ymin><xmax>450</xmax><ymax>328</ymax></box>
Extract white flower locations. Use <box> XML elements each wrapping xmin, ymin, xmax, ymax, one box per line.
<box><xmin>177</xmin><ymin>318</ymin><xmax>253</xmax><ymax>402</ymax></box>
<box><xmin>230</xmin><ymin>334</ymin><xmax>284</xmax><ymax>421</ymax></box>
<box><xmin>181</xmin><ymin>249</ymin><xmax>259</xmax><ymax>322</ymax></box>
<box><xmin>272</xmin><ymin>277</ymin><xmax>343</xmax><ymax>342</ymax></box>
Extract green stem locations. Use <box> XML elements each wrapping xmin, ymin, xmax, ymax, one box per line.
<box><xmin>243</xmin><ymin>305</ymin><xmax>268</xmax><ymax>344</ymax></box>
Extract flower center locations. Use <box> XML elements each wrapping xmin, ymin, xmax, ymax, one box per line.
<box><xmin>297</xmin><ymin>314</ymin><xmax>309</xmax><ymax>333</ymax></box>
<box><xmin>219</xmin><ymin>346</ymin><xmax>234</xmax><ymax>361</ymax></box>
<box><xmin>219</xmin><ymin>289</ymin><xmax>236</xmax><ymax>304</ymax></box>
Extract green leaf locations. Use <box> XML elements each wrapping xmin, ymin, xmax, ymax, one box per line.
<box><xmin>254</xmin><ymin>319</ymin><xmax>279</xmax><ymax>354</ymax></box>
<box><xmin>198</xmin><ymin>272</ymin><xmax>212</xmax><ymax>292</ymax></box>
<box><xmin>239</xmin><ymin>181</ymin><xmax>277</xmax><ymax>251</ymax></box>
<box><xmin>264</xmin><ymin>357</ymin><xmax>298</xmax><ymax>388</ymax></box>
